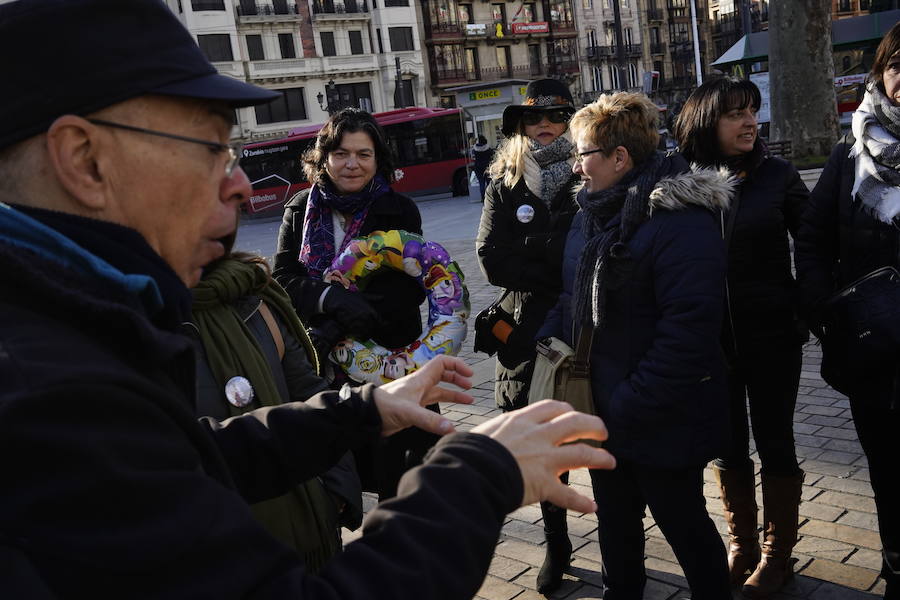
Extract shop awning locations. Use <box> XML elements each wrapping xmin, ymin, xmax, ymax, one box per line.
<box><xmin>711</xmin><ymin>9</ymin><xmax>900</xmax><ymax>68</ymax></box>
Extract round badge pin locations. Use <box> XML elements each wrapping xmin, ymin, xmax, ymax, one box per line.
<box><xmin>516</xmin><ymin>204</ymin><xmax>535</xmax><ymax>223</ymax></box>
<box><xmin>225</xmin><ymin>376</ymin><xmax>255</xmax><ymax>408</ymax></box>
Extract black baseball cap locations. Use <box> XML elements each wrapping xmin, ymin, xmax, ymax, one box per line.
<box><xmin>0</xmin><ymin>0</ymin><xmax>280</xmax><ymax>150</ymax></box>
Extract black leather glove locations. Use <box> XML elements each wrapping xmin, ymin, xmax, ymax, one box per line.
<box><xmin>322</xmin><ymin>285</ymin><xmax>381</xmax><ymax>340</ymax></box>
<box><xmin>308</xmin><ymin>319</ymin><xmax>345</xmax><ymax>361</ymax></box>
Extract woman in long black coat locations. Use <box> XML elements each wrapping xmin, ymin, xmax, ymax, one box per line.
<box><xmin>475</xmin><ymin>78</ymin><xmax>580</xmax><ymax>594</ymax></box>
<box><xmin>796</xmin><ymin>24</ymin><xmax>900</xmax><ymax>598</ymax></box>
<box><xmin>674</xmin><ymin>77</ymin><xmax>809</xmax><ymax>598</ymax></box>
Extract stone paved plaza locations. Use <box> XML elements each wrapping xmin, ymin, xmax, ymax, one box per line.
<box><xmin>240</xmin><ymin>168</ymin><xmax>887</xmax><ymax>599</ymax></box>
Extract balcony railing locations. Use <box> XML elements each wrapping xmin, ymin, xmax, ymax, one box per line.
<box><xmin>649</xmin><ymin>42</ymin><xmax>664</xmax><ymax>54</ymax></box>
<box><xmin>549</xmin><ymin>20</ymin><xmax>576</xmax><ymax>32</ymax></box>
<box><xmin>311</xmin><ymin>0</ymin><xmax>369</xmax><ymax>15</ymax></box>
<box><xmin>547</xmin><ymin>58</ymin><xmax>579</xmax><ymax>74</ymax></box>
<box><xmin>586</xmin><ymin>44</ymin><xmax>640</xmax><ymax>60</ymax></box>
<box><xmin>427</xmin><ymin>22</ymin><xmax>464</xmax><ymax>38</ymax></box>
<box><xmin>236</xmin><ymin>2</ymin><xmax>298</xmax><ymax>16</ymax></box>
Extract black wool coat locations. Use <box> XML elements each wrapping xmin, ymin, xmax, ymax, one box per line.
<box><xmin>796</xmin><ymin>140</ymin><xmax>900</xmax><ymax>311</ymax></box>
<box><xmin>721</xmin><ymin>155</ymin><xmax>809</xmax><ymax>356</ymax></box>
<box><xmin>274</xmin><ymin>187</ymin><xmax>425</xmax><ymax>349</ymax></box>
<box><xmin>475</xmin><ymin>173</ymin><xmax>580</xmax><ymax>410</ymax></box>
<box><xmin>0</xmin><ymin>227</ymin><xmax>523</xmax><ymax>600</ymax></box>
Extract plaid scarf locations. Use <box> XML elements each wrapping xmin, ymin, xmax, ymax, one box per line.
<box><xmin>528</xmin><ymin>135</ymin><xmax>575</xmax><ymax>204</ymax></box>
<box><xmin>299</xmin><ymin>174</ymin><xmax>390</xmax><ymax>278</ymax></box>
<box><xmin>850</xmin><ymin>86</ymin><xmax>900</xmax><ymax>226</ymax></box>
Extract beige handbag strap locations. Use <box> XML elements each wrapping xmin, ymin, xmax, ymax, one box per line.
<box><xmin>257</xmin><ymin>301</ymin><xmax>285</xmax><ymax>360</ymax></box>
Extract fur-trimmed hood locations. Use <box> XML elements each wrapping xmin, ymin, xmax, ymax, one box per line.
<box><xmin>649</xmin><ymin>164</ymin><xmax>736</xmax><ymax>216</ymax></box>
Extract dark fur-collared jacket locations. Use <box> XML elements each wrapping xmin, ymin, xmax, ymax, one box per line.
<box><xmin>540</xmin><ymin>166</ymin><xmax>734</xmax><ymax>468</ymax></box>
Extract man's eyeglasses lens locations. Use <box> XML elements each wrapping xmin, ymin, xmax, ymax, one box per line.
<box><xmin>522</xmin><ymin>109</ymin><xmax>571</xmax><ymax>126</ymax></box>
<box><xmin>87</xmin><ymin>118</ymin><xmax>242</xmax><ymax>176</ymax></box>
<box><xmin>574</xmin><ymin>148</ymin><xmax>606</xmax><ymax>163</ymax></box>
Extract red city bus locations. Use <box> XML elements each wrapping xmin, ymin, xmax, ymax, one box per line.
<box><xmin>241</xmin><ymin>107</ymin><xmax>470</xmax><ymax>215</ymax></box>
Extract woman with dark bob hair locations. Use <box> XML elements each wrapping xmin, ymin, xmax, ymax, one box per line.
<box><xmin>274</xmin><ymin>107</ymin><xmax>433</xmax><ymax>501</ymax></box>
<box><xmin>674</xmin><ymin>77</ymin><xmax>808</xmax><ymax>598</ymax></box>
<box><xmin>796</xmin><ymin>22</ymin><xmax>900</xmax><ymax>598</ymax></box>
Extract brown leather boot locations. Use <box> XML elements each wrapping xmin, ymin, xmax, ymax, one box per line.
<box><xmin>712</xmin><ymin>462</ymin><xmax>761</xmax><ymax>584</ymax></box>
<box><xmin>742</xmin><ymin>471</ymin><xmax>805</xmax><ymax>599</ymax></box>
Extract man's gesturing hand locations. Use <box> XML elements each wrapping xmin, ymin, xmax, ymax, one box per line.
<box><xmin>373</xmin><ymin>355</ymin><xmax>474</xmax><ymax>437</ymax></box>
<box><xmin>472</xmin><ymin>400</ymin><xmax>615</xmax><ymax>514</ymax></box>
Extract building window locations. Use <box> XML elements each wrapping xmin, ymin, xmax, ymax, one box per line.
<box><xmin>523</xmin><ymin>2</ymin><xmax>536</xmax><ymax>21</ymax></box>
<box><xmin>588</xmin><ymin>28</ymin><xmax>597</xmax><ymax>48</ymax></box>
<box><xmin>426</xmin><ymin>0</ymin><xmax>461</xmax><ymax>31</ymax></box>
<box><xmin>389</xmin><ymin>27</ymin><xmax>415</xmax><ymax>51</ymax></box>
<box><xmin>609</xmin><ymin>64</ymin><xmax>620</xmax><ymax>89</ymax></box>
<box><xmin>465</xmin><ymin>47</ymin><xmax>480</xmax><ymax>79</ymax></box>
<box><xmin>860</xmin><ymin>0</ymin><xmax>870</xmax><ymax>9</ymax></box>
<box><xmin>491</xmin><ymin>3</ymin><xmax>506</xmax><ymax>25</ymax></box>
<box><xmin>549</xmin><ymin>0</ymin><xmax>573</xmax><ymax>27</ymax></box>
<box><xmin>458</xmin><ymin>3</ymin><xmax>474</xmax><ymax>23</ymax></box>
<box><xmin>334</xmin><ymin>82</ymin><xmax>374</xmax><ymax>112</ymax></box>
<box><xmin>432</xmin><ymin>44</ymin><xmax>465</xmax><ymax>80</ymax></box>
<box><xmin>191</xmin><ymin>0</ymin><xmax>225</xmax><ymax>10</ymax></box>
<box><xmin>197</xmin><ymin>34</ymin><xmax>233</xmax><ymax>62</ymax></box>
<box><xmin>177</xmin><ymin>0</ymin><xmax>183</xmax><ymax>12</ymax></box>
<box><xmin>528</xmin><ymin>44</ymin><xmax>542</xmax><ymax>76</ymax></box>
<box><xmin>255</xmin><ymin>88</ymin><xmax>308</xmax><ymax>124</ymax></box>
<box><xmin>278</xmin><ymin>33</ymin><xmax>296</xmax><ymax>59</ymax></box>
<box><xmin>496</xmin><ymin>46</ymin><xmax>511</xmax><ymax>76</ymax></box>
<box><xmin>349</xmin><ymin>30</ymin><xmax>365</xmax><ymax>55</ymax></box>
<box><xmin>592</xmin><ymin>66</ymin><xmax>603</xmax><ymax>91</ymax></box>
<box><xmin>385</xmin><ymin>0</ymin><xmax>409</xmax><ymax>5</ymax></box>
<box><xmin>246</xmin><ymin>35</ymin><xmax>264</xmax><ymax>61</ymax></box>
<box><xmin>628</xmin><ymin>63</ymin><xmax>638</xmax><ymax>88</ymax></box>
<box><xmin>376</xmin><ymin>28</ymin><xmax>384</xmax><ymax>53</ymax></box>
<box><xmin>321</xmin><ymin>31</ymin><xmax>336</xmax><ymax>56</ymax></box>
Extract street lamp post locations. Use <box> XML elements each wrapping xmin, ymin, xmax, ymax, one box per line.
<box><xmin>316</xmin><ymin>79</ymin><xmax>338</xmax><ymax>115</ymax></box>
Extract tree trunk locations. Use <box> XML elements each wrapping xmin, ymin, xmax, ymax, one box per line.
<box><xmin>769</xmin><ymin>1</ymin><xmax>840</xmax><ymax>158</ymax></box>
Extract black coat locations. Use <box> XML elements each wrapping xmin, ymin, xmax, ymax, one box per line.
<box><xmin>475</xmin><ymin>174</ymin><xmax>580</xmax><ymax>410</ymax></box>
<box><xmin>795</xmin><ymin>139</ymin><xmax>900</xmax><ymax>393</ymax></box>
<box><xmin>722</xmin><ymin>156</ymin><xmax>809</xmax><ymax>355</ymax></box>
<box><xmin>796</xmin><ymin>140</ymin><xmax>899</xmax><ymax>311</ymax></box>
<box><xmin>0</xmin><ymin>217</ymin><xmax>523</xmax><ymax>600</ymax></box>
<box><xmin>274</xmin><ymin>187</ymin><xmax>425</xmax><ymax>349</ymax></box>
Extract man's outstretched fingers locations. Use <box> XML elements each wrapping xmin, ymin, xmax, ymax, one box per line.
<box><xmin>544</xmin><ymin>479</ymin><xmax>598</xmax><ymax>514</ymax></box>
<box><xmin>515</xmin><ymin>399</ymin><xmax>576</xmax><ymax>422</ymax></box>
<box><xmin>544</xmin><ymin>411</ymin><xmax>609</xmax><ymax>445</ymax></box>
<box><xmin>551</xmin><ymin>443</ymin><xmax>616</xmax><ymax>473</ymax></box>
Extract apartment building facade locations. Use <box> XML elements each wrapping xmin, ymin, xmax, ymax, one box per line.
<box><xmin>419</xmin><ymin>0</ymin><xmax>580</xmax><ymax>143</ymax></box>
<box><xmin>576</xmin><ymin>0</ymin><xmax>644</xmax><ymax>104</ymax></box>
<box><xmin>167</xmin><ymin>0</ymin><xmax>427</xmax><ymax>140</ymax></box>
<box><xmin>633</xmin><ymin>0</ymin><xmax>712</xmax><ymax>111</ymax></box>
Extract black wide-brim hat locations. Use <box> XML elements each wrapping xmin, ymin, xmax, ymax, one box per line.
<box><xmin>501</xmin><ymin>78</ymin><xmax>576</xmax><ymax>136</ymax></box>
<box><xmin>0</xmin><ymin>0</ymin><xmax>280</xmax><ymax>151</ymax></box>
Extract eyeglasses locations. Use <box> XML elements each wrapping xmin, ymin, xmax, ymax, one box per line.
<box><xmin>573</xmin><ymin>147</ymin><xmax>606</xmax><ymax>164</ymax></box>
<box><xmin>87</xmin><ymin>118</ymin><xmax>243</xmax><ymax>176</ymax></box>
<box><xmin>521</xmin><ymin>109</ymin><xmax>572</xmax><ymax>127</ymax></box>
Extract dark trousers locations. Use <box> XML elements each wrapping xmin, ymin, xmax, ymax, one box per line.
<box><xmin>589</xmin><ymin>460</ymin><xmax>730</xmax><ymax>600</ymax></box>
<box><xmin>716</xmin><ymin>344</ymin><xmax>802</xmax><ymax>476</ymax></box>
<box><xmin>849</xmin><ymin>390</ymin><xmax>900</xmax><ymax>597</ymax></box>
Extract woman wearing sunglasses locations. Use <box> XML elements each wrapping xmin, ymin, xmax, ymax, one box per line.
<box><xmin>474</xmin><ymin>79</ymin><xmax>581</xmax><ymax>594</ymax></box>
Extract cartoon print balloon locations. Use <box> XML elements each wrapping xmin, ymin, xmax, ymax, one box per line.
<box><xmin>323</xmin><ymin>230</ymin><xmax>470</xmax><ymax>384</ymax></box>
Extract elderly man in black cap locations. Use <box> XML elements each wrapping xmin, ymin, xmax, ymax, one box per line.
<box><xmin>0</xmin><ymin>1</ymin><xmax>615</xmax><ymax>598</ymax></box>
